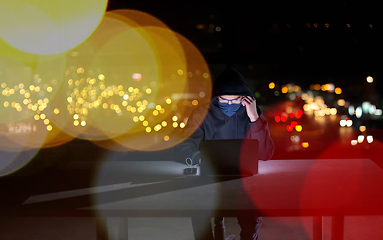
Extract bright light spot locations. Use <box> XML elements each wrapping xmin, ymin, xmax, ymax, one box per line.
<box><xmin>335</xmin><ymin>87</ymin><xmax>342</xmax><ymax>94</ymax></box>
<box><xmin>369</xmin><ymin>105</ymin><xmax>377</xmax><ymax>114</ymax></box>
<box><xmin>3</xmin><ymin>101</ymin><xmax>9</xmax><ymax>107</ymax></box>
<box><xmin>73</xmin><ymin>114</ymin><xmax>79</xmax><ymax>120</ymax></box>
<box><xmin>177</xmin><ymin>69</ymin><xmax>184</xmax><ymax>75</ymax></box>
<box><xmin>133</xmin><ymin>116</ymin><xmax>139</xmax><ymax>122</ymax></box>
<box><xmin>153</xmin><ymin>110</ymin><xmax>159</xmax><ymax>116</ymax></box>
<box><xmin>192</xmin><ymin>100</ymin><xmax>198</xmax><ymax>106</ymax></box>
<box><xmin>346</xmin><ymin>119</ymin><xmax>353</xmax><ymax>127</ymax></box>
<box><xmin>290</xmin><ymin>135</ymin><xmax>300</xmax><ymax>143</ymax></box>
<box><xmin>301</xmin><ymin>93</ymin><xmax>308</xmax><ymax>100</ymax></box>
<box><xmin>340</xmin><ymin>120</ymin><xmax>346</xmax><ymax>127</ymax></box>
<box><xmin>74</xmin><ymin>120</ymin><xmax>79</xmax><ymax>126</ymax></box>
<box><xmin>355</xmin><ymin>106</ymin><xmax>362</xmax><ymax>118</ymax></box>
<box><xmin>281</xmin><ymin>87</ymin><xmax>288</xmax><ymax>94</ymax></box>
<box><xmin>295</xmin><ymin>110</ymin><xmax>303</xmax><ymax>118</ymax></box>
<box><xmin>351</xmin><ymin>140</ymin><xmax>358</xmax><ymax>146</ymax></box>
<box><xmin>357</xmin><ymin>135</ymin><xmax>364</xmax><ymax>143</ymax></box>
<box><xmin>146</xmin><ymin>88</ymin><xmax>152</xmax><ymax>94</ymax></box>
<box><xmin>47</xmin><ymin>125</ymin><xmax>53</xmax><ymax>131</ymax></box>
<box><xmin>359</xmin><ymin>126</ymin><xmax>366</xmax><ymax>132</ymax></box>
<box><xmin>375</xmin><ymin>109</ymin><xmax>382</xmax><ymax>116</ymax></box>
<box><xmin>330</xmin><ymin>108</ymin><xmax>337</xmax><ymax>115</ymax></box>
<box><xmin>367</xmin><ymin>135</ymin><xmax>373</xmax><ymax>143</ymax></box>
<box><xmin>97</xmin><ymin>74</ymin><xmax>105</xmax><ymax>81</ymax></box>
<box><xmin>132</xmin><ymin>73</ymin><xmax>142</xmax><ymax>81</ymax></box>
<box><xmin>164</xmin><ymin>136</ymin><xmax>170</xmax><ymax>141</ymax></box>
<box><xmin>269</xmin><ymin>82</ymin><xmax>275</xmax><ymax>89</ymax></box>
<box><xmin>34</xmin><ymin>114</ymin><xmax>40</xmax><ymax>121</ymax></box>
<box><xmin>337</xmin><ymin>99</ymin><xmax>345</xmax><ymax>107</ymax></box>
<box><xmin>275</xmin><ymin>116</ymin><xmax>281</xmax><ymax>122</ymax></box>
<box><xmin>146</xmin><ymin>127</ymin><xmax>151</xmax><ymax>133</ymax></box>
<box><xmin>165</xmin><ymin>98</ymin><xmax>172</xmax><ymax>104</ymax></box>
<box><xmin>366</xmin><ymin>76</ymin><xmax>373</xmax><ymax>83</ymax></box>
<box><xmin>348</xmin><ymin>105</ymin><xmax>354</xmax><ymax>115</ymax></box>
<box><xmin>172</xmin><ymin>115</ymin><xmax>178</xmax><ymax>121</ymax></box>
<box><xmin>44</xmin><ymin>119</ymin><xmax>50</xmax><ymax>125</ymax></box>
<box><xmin>180</xmin><ymin>122</ymin><xmax>185</xmax><ymax>128</ymax></box>
<box><xmin>327</xmin><ymin>83</ymin><xmax>335</xmax><ymax>92</ymax></box>
<box><xmin>362</xmin><ymin>101</ymin><xmax>371</xmax><ymax>114</ymax></box>
<box><xmin>286</xmin><ymin>125</ymin><xmax>293</xmax><ymax>132</ymax></box>
<box><xmin>161</xmin><ymin>121</ymin><xmax>167</xmax><ymax>127</ymax></box>
<box><xmin>123</xmin><ymin>94</ymin><xmax>129</xmax><ymax>100</ymax></box>
<box><xmin>302</xmin><ymin>142</ymin><xmax>309</xmax><ymax>148</ymax></box>
<box><xmin>295</xmin><ymin>125</ymin><xmax>302</xmax><ymax>132</ymax></box>
<box><xmin>77</xmin><ymin>68</ymin><xmax>84</xmax><ymax>74</ymax></box>
<box><xmin>173</xmin><ymin>122</ymin><xmax>178</xmax><ymax>128</ymax></box>
<box><xmin>321</xmin><ymin>84</ymin><xmax>327</xmax><ymax>91</ymax></box>
<box><xmin>154</xmin><ymin>124</ymin><xmax>161</xmax><ymax>131</ymax></box>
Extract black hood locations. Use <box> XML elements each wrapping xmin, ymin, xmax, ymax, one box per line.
<box><xmin>212</xmin><ymin>68</ymin><xmax>253</xmax><ymax>97</ymax></box>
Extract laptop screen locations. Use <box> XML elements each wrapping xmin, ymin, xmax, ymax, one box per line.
<box><xmin>199</xmin><ymin>139</ymin><xmax>259</xmax><ymax>176</ymax></box>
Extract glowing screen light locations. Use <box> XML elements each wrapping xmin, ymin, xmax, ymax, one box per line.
<box><xmin>0</xmin><ymin>0</ymin><xmax>108</xmax><ymax>55</ymax></box>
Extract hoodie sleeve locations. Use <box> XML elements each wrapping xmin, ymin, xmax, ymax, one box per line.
<box><xmin>247</xmin><ymin>108</ymin><xmax>275</xmax><ymax>161</ymax></box>
<box><xmin>174</xmin><ymin>108</ymin><xmax>205</xmax><ymax>165</ymax></box>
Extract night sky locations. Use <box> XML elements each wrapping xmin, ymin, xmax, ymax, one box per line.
<box><xmin>103</xmin><ymin>0</ymin><xmax>383</xmax><ymax>105</ymax></box>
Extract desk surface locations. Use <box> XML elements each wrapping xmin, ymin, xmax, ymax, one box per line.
<box><xmin>21</xmin><ymin>159</ymin><xmax>383</xmax><ymax>217</ymax></box>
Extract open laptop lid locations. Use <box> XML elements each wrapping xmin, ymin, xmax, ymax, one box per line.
<box><xmin>199</xmin><ymin>139</ymin><xmax>259</xmax><ymax>176</ymax></box>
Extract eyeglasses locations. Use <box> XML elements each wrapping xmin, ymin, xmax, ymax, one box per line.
<box><xmin>218</xmin><ymin>97</ymin><xmax>242</xmax><ymax>104</ymax></box>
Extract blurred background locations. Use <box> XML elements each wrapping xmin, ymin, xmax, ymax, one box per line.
<box><xmin>1</xmin><ymin>0</ymin><xmax>381</xmax><ymax>176</ymax></box>
<box><xmin>0</xmin><ymin>0</ymin><xmax>382</xmax><ymax>239</ymax></box>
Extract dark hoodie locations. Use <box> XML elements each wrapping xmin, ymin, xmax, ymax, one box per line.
<box><xmin>178</xmin><ymin>68</ymin><xmax>275</xmax><ymax>164</ymax></box>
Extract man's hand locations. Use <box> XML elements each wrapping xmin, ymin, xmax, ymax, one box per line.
<box><xmin>241</xmin><ymin>96</ymin><xmax>259</xmax><ymax>122</ymax></box>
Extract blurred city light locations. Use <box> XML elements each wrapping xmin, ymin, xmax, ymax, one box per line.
<box><xmin>335</xmin><ymin>87</ymin><xmax>342</xmax><ymax>94</ymax></box>
<box><xmin>348</xmin><ymin>105</ymin><xmax>355</xmax><ymax>115</ymax></box>
<box><xmin>357</xmin><ymin>135</ymin><xmax>364</xmax><ymax>143</ymax></box>
<box><xmin>362</xmin><ymin>101</ymin><xmax>371</xmax><ymax>114</ymax></box>
<box><xmin>0</xmin><ymin>0</ymin><xmax>108</xmax><ymax>54</ymax></box>
<box><xmin>366</xmin><ymin>76</ymin><xmax>373</xmax><ymax>83</ymax></box>
<box><xmin>355</xmin><ymin>107</ymin><xmax>362</xmax><ymax>118</ymax></box>
<box><xmin>367</xmin><ymin>135</ymin><xmax>373</xmax><ymax>143</ymax></box>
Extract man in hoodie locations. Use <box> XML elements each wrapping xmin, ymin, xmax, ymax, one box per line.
<box><xmin>178</xmin><ymin>68</ymin><xmax>275</xmax><ymax>240</ymax></box>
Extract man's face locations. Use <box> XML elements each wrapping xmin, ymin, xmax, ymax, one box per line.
<box><xmin>218</xmin><ymin>95</ymin><xmax>242</xmax><ymax>105</ymax></box>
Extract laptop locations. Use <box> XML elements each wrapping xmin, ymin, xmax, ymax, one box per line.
<box><xmin>199</xmin><ymin>139</ymin><xmax>259</xmax><ymax>176</ymax></box>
